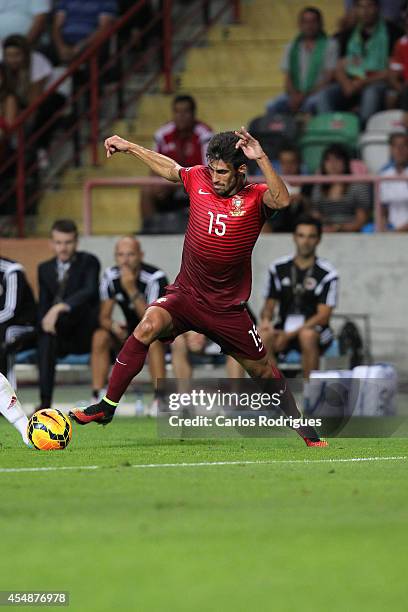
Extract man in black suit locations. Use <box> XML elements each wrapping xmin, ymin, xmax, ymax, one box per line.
<box><xmin>37</xmin><ymin>219</ymin><xmax>100</xmax><ymax>409</ymax></box>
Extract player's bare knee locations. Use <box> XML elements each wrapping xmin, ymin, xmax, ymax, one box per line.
<box><xmin>245</xmin><ymin>356</ymin><xmax>272</xmax><ymax>378</ymax></box>
<box><xmin>135</xmin><ymin>316</ymin><xmax>159</xmax><ymax>344</ymax></box>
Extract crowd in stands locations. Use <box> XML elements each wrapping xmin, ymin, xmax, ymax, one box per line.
<box><xmin>0</xmin><ymin>0</ymin><xmax>408</xmax><ymax>233</ymax></box>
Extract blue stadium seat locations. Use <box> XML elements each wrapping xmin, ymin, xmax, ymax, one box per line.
<box><xmin>15</xmin><ymin>349</ymin><xmax>37</xmax><ymax>364</ymax></box>
<box><xmin>15</xmin><ymin>349</ymin><xmax>90</xmax><ymax>366</ymax></box>
<box><xmin>280</xmin><ymin>338</ymin><xmax>340</xmax><ymax>365</ymax></box>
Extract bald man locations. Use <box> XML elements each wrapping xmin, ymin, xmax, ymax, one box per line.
<box><xmin>91</xmin><ymin>237</ymin><xmax>169</xmax><ymax>412</ymax></box>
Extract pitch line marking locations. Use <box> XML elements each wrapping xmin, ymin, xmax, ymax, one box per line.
<box><xmin>0</xmin><ymin>456</ymin><xmax>406</xmax><ymax>473</ymax></box>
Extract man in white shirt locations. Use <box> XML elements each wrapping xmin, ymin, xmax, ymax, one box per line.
<box><xmin>380</xmin><ymin>133</ymin><xmax>408</xmax><ymax>231</ymax></box>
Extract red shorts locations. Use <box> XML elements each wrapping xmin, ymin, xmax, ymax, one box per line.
<box><xmin>150</xmin><ymin>286</ymin><xmax>266</xmax><ymax>361</ymax></box>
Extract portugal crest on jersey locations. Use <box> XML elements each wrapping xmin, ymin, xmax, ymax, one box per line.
<box><xmin>230</xmin><ymin>195</ymin><xmax>246</xmax><ymax>216</ymax></box>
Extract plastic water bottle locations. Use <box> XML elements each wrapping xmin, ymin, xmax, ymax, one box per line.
<box><xmin>135</xmin><ymin>393</ymin><xmax>144</xmax><ymax>417</ymax></box>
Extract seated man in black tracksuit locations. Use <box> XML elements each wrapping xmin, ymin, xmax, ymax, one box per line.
<box><xmin>260</xmin><ymin>215</ymin><xmax>339</xmax><ymax>379</ymax></box>
<box><xmin>37</xmin><ymin>219</ymin><xmax>100</xmax><ymax>409</ymax></box>
<box><xmin>0</xmin><ymin>256</ymin><xmax>37</xmax><ymax>388</ymax></box>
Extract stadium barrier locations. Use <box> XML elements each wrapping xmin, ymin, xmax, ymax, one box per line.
<box><xmin>82</xmin><ymin>174</ymin><xmax>405</xmax><ymax>234</ymax></box>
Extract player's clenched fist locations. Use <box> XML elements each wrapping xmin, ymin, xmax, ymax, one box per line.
<box><xmin>104</xmin><ymin>135</ymin><xmax>130</xmax><ymax>157</ymax></box>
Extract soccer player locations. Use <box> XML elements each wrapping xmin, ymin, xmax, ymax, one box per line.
<box><xmin>71</xmin><ymin>128</ymin><xmax>327</xmax><ymax>447</ymax></box>
<box><xmin>0</xmin><ymin>372</ymin><xmax>30</xmax><ymax>446</ymax></box>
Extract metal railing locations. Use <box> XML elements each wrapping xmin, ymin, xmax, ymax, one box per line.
<box><xmin>0</xmin><ymin>0</ymin><xmax>240</xmax><ymax>236</ymax></box>
<box><xmin>82</xmin><ymin>173</ymin><xmax>403</xmax><ymax>235</ymax></box>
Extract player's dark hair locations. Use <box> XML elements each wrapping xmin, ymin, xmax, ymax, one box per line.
<box><xmin>173</xmin><ymin>94</ymin><xmax>196</xmax><ymax>114</ymax></box>
<box><xmin>294</xmin><ymin>215</ymin><xmax>322</xmax><ymax>238</ymax></box>
<box><xmin>51</xmin><ymin>219</ymin><xmax>78</xmax><ymax>237</ymax></box>
<box><xmin>206</xmin><ymin>131</ymin><xmax>247</xmax><ymax>169</ymax></box>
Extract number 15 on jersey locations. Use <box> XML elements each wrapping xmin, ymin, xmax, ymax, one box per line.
<box><xmin>208</xmin><ymin>211</ymin><xmax>228</xmax><ymax>236</ymax></box>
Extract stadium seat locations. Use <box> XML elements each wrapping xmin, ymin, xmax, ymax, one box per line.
<box><xmin>359</xmin><ymin>110</ymin><xmax>405</xmax><ymax>173</ymax></box>
<box><xmin>15</xmin><ymin>349</ymin><xmax>37</xmax><ymax>364</ymax></box>
<box><xmin>278</xmin><ymin>338</ymin><xmax>348</xmax><ymax>375</ymax></box>
<box><xmin>280</xmin><ymin>338</ymin><xmax>340</xmax><ymax>364</ymax></box>
<box><xmin>364</xmin><ymin>109</ymin><xmax>404</xmax><ymax>133</ymax></box>
<box><xmin>15</xmin><ymin>349</ymin><xmax>90</xmax><ymax>366</ymax></box>
<box><xmin>299</xmin><ymin>113</ymin><xmax>360</xmax><ymax>173</ymax></box>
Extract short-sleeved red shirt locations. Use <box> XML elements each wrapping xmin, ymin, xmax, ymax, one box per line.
<box><xmin>169</xmin><ymin>165</ymin><xmax>269</xmax><ymax>311</ymax></box>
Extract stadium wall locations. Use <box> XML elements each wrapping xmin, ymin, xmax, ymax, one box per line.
<box><xmin>81</xmin><ymin>235</ymin><xmax>408</xmax><ymax>373</ymax></box>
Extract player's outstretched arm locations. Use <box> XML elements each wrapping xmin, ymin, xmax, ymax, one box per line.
<box><xmin>104</xmin><ymin>135</ymin><xmax>182</xmax><ymax>183</ymax></box>
<box><xmin>235</xmin><ymin>127</ymin><xmax>289</xmax><ymax>209</ymax></box>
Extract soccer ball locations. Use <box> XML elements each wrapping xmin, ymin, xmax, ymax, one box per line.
<box><xmin>27</xmin><ymin>409</ymin><xmax>72</xmax><ymax>450</ymax></box>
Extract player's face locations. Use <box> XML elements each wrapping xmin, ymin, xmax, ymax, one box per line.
<box><xmin>173</xmin><ymin>101</ymin><xmax>195</xmax><ymax>132</ymax></box>
<box><xmin>51</xmin><ymin>231</ymin><xmax>77</xmax><ymax>262</ymax></box>
<box><xmin>208</xmin><ymin>159</ymin><xmax>245</xmax><ymax>196</ymax></box>
<box><xmin>115</xmin><ymin>239</ymin><xmax>142</xmax><ymax>272</ymax></box>
<box><xmin>355</xmin><ymin>0</ymin><xmax>379</xmax><ymax>27</ymax></box>
<box><xmin>391</xmin><ymin>136</ymin><xmax>408</xmax><ymax>167</ymax></box>
<box><xmin>294</xmin><ymin>225</ymin><xmax>320</xmax><ymax>257</ymax></box>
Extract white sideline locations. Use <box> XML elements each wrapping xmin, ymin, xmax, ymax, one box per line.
<box><xmin>0</xmin><ymin>456</ymin><xmax>406</xmax><ymax>473</ymax></box>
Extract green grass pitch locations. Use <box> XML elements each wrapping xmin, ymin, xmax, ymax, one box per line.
<box><xmin>0</xmin><ymin>418</ymin><xmax>407</xmax><ymax>612</ymax></box>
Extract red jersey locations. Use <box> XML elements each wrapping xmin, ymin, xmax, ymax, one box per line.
<box><xmin>171</xmin><ymin>165</ymin><xmax>269</xmax><ymax>311</ymax></box>
<box><xmin>390</xmin><ymin>35</ymin><xmax>408</xmax><ymax>80</ymax></box>
<box><xmin>154</xmin><ymin>121</ymin><xmax>213</xmax><ymax>166</ymax></box>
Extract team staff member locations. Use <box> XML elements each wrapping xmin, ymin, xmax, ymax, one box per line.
<box><xmin>92</xmin><ymin>236</ymin><xmax>168</xmax><ymax>413</ymax></box>
<box><xmin>37</xmin><ymin>219</ymin><xmax>100</xmax><ymax>410</ymax></box>
<box><xmin>260</xmin><ymin>216</ymin><xmax>338</xmax><ymax>379</ymax></box>
<box><xmin>0</xmin><ymin>256</ymin><xmax>36</xmax><ymax>388</ymax></box>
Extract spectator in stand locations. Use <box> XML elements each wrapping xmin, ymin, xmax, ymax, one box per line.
<box><xmin>52</xmin><ymin>1</ymin><xmax>117</xmax><ymax>65</ymax></box>
<box><xmin>0</xmin><ymin>61</ymin><xmax>18</xmax><ymax>163</ymax></box>
<box><xmin>310</xmin><ymin>144</ymin><xmax>371</xmax><ymax>232</ymax></box>
<box><xmin>92</xmin><ymin>236</ymin><xmax>168</xmax><ymax>415</ymax></box>
<box><xmin>37</xmin><ymin>219</ymin><xmax>100</xmax><ymax>410</ymax></box>
<box><xmin>389</xmin><ymin>13</ymin><xmax>408</xmax><ymax>128</ymax></box>
<box><xmin>141</xmin><ymin>94</ymin><xmax>213</xmax><ymax>233</ymax></box>
<box><xmin>259</xmin><ymin>216</ymin><xmax>339</xmax><ymax>379</ymax></box>
<box><xmin>341</xmin><ymin>0</ymin><xmax>405</xmax><ymax>27</ymax></box>
<box><xmin>0</xmin><ymin>62</ymin><xmax>17</xmax><ymax>123</ymax></box>
<box><xmin>2</xmin><ymin>34</ymin><xmax>67</xmax><ymax>169</ymax></box>
<box><xmin>264</xmin><ymin>145</ymin><xmax>311</xmax><ymax>232</ymax></box>
<box><xmin>318</xmin><ymin>0</ymin><xmax>402</xmax><ymax>126</ymax></box>
<box><xmin>2</xmin><ymin>34</ymin><xmax>52</xmax><ymax>109</ymax></box>
<box><xmin>266</xmin><ymin>7</ymin><xmax>338</xmax><ymax>116</ymax></box>
<box><xmin>0</xmin><ymin>0</ymin><xmax>51</xmax><ymax>49</ymax></box>
<box><xmin>380</xmin><ymin>132</ymin><xmax>408</xmax><ymax>231</ymax></box>
<box><xmin>117</xmin><ymin>0</ymin><xmax>157</xmax><ymax>54</ymax></box>
<box><xmin>0</xmin><ymin>255</ymin><xmax>37</xmax><ymax>389</ymax></box>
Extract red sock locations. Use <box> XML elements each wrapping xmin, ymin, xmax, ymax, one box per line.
<box><xmin>105</xmin><ymin>335</ymin><xmax>149</xmax><ymax>404</ymax></box>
